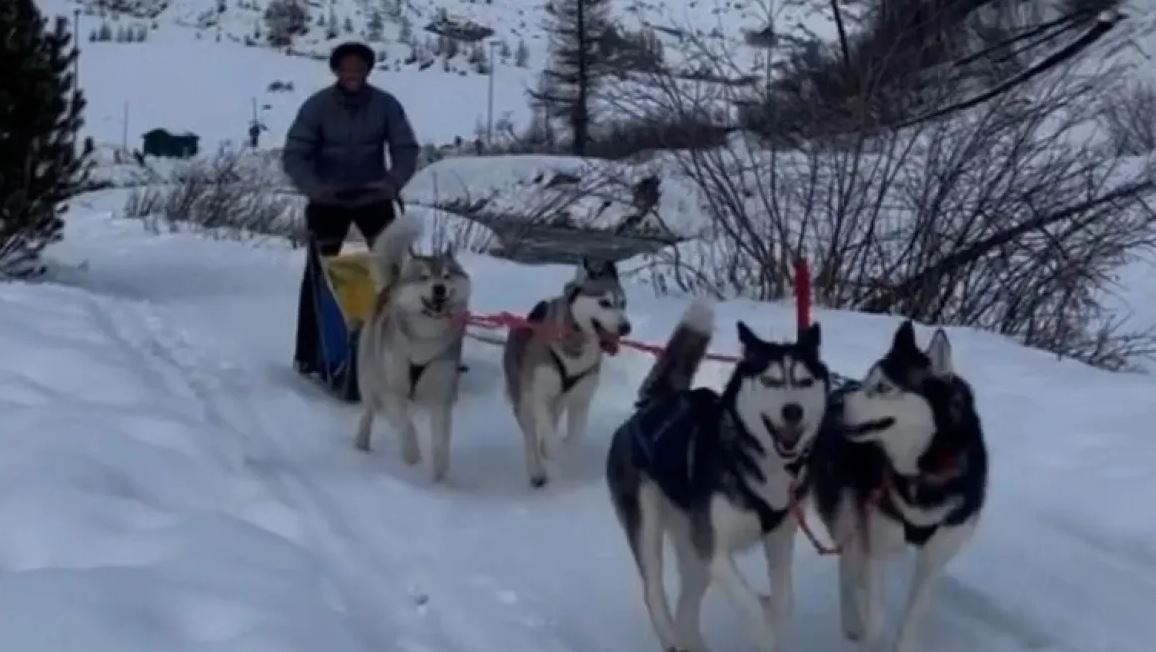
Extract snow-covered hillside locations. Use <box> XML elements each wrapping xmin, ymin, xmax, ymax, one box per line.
<box><xmin>32</xmin><ymin>0</ymin><xmax>854</xmax><ymax>152</ymax></box>
<box><xmin>57</xmin><ymin>0</ymin><xmax>840</xmax><ymax>71</ymax></box>
<box><xmin>3</xmin><ymin>189</ymin><xmax>1156</xmax><ymax>651</ymax></box>
<box><xmin>37</xmin><ymin>0</ymin><xmax>539</xmax><ymax>151</ymax></box>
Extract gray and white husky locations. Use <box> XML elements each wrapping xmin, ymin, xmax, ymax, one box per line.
<box><xmin>354</xmin><ymin>212</ymin><xmax>472</xmax><ymax>483</ymax></box>
<box><xmin>606</xmin><ymin>299</ymin><xmax>833</xmax><ymax>652</ymax></box>
<box><xmin>502</xmin><ymin>257</ymin><xmax>632</xmax><ymax>488</ymax></box>
<box><xmin>810</xmin><ymin>320</ymin><xmax>988</xmax><ymax>652</ymax></box>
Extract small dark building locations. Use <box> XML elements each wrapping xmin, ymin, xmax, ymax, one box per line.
<box><xmin>141</xmin><ymin>128</ymin><xmax>200</xmax><ymax>158</ymax></box>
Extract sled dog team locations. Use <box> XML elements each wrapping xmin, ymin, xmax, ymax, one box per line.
<box><xmin>353</xmin><ymin>213</ymin><xmax>990</xmax><ymax>652</ymax></box>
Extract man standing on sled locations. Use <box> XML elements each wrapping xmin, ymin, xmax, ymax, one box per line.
<box><xmin>283</xmin><ymin>40</ymin><xmax>420</xmax><ymax>376</ymax></box>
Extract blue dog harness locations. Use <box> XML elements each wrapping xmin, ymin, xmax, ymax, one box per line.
<box><xmin>621</xmin><ymin>389</ymin><xmax>810</xmax><ymax>533</ymax></box>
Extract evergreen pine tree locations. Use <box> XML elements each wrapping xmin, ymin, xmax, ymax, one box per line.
<box><xmin>366</xmin><ymin>10</ymin><xmax>384</xmax><ymax>40</ymax></box>
<box><xmin>398</xmin><ymin>15</ymin><xmax>414</xmax><ymax>45</ymax></box>
<box><xmin>529</xmin><ymin>0</ymin><xmax>614</xmax><ymax>155</ymax></box>
<box><xmin>0</xmin><ymin>0</ymin><xmax>91</xmax><ymax>277</ymax></box>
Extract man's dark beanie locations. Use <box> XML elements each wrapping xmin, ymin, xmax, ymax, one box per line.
<box><xmin>329</xmin><ymin>41</ymin><xmax>375</xmax><ymax>70</ymax></box>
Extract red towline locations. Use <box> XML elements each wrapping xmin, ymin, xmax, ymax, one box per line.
<box><xmin>456</xmin><ymin>257</ymin><xmax>816</xmax><ymax>363</ymax></box>
<box><xmin>448</xmin><ymin>260</ymin><xmax>842</xmax><ymax>556</ymax></box>
<box><xmin>460</xmin><ymin>310</ymin><xmax>742</xmax><ymax>362</ymax></box>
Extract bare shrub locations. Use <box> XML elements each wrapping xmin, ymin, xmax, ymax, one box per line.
<box><xmin>424</xmin><ymin>208</ymin><xmax>499</xmax><ymax>255</ymax></box>
<box><xmin>1100</xmin><ymin>79</ymin><xmax>1156</xmax><ymax>156</ymax></box>
<box><xmin>746</xmin><ymin>0</ymin><xmax>1126</xmax><ymax>142</ymax></box>
<box><xmin>122</xmin><ymin>146</ymin><xmax>302</xmax><ymax>242</ymax></box>
<box><xmin>623</xmin><ymin>25</ymin><xmax>1156</xmax><ymax>370</ymax></box>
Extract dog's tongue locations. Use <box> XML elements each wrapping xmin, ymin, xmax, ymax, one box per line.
<box><xmin>600</xmin><ymin>335</ymin><xmax>621</xmax><ymax>355</ymax></box>
<box><xmin>763</xmin><ymin>416</ymin><xmax>801</xmax><ymax>449</ymax></box>
<box><xmin>779</xmin><ymin>430</ymin><xmax>801</xmax><ymax>448</ymax></box>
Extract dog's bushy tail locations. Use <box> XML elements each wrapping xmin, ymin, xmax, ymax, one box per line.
<box><xmin>368</xmin><ymin>209</ymin><xmax>423</xmax><ymax>290</ymax></box>
<box><xmin>635</xmin><ymin>298</ymin><xmax>714</xmax><ymax>407</ymax></box>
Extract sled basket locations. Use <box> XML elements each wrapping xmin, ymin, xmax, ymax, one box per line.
<box><xmin>297</xmin><ymin>238</ymin><xmax>378</xmax><ymax>402</ymax></box>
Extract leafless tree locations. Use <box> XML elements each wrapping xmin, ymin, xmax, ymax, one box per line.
<box><xmin>1100</xmin><ymin>79</ymin><xmax>1156</xmax><ymax>157</ymax></box>
<box><xmin>528</xmin><ymin>0</ymin><xmax>615</xmax><ymax>156</ymax></box>
<box><xmin>617</xmin><ymin>4</ymin><xmax>1156</xmax><ymax>370</ymax></box>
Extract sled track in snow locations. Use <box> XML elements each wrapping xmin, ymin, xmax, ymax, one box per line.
<box><xmin>82</xmin><ymin>293</ymin><xmax>430</xmax><ymax>651</ymax></box>
<box><xmin>82</xmin><ymin>292</ymin><xmax>567</xmax><ymax>652</ymax></box>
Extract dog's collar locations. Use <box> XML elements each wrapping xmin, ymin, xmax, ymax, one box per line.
<box><xmin>912</xmin><ymin>450</ymin><xmax>968</xmax><ymax>485</ymax></box>
<box><xmin>874</xmin><ymin>449</ymin><xmax>968</xmax><ymax>507</ymax></box>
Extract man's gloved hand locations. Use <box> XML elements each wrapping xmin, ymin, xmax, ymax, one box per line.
<box><xmin>366</xmin><ymin>176</ymin><xmax>397</xmax><ymax>200</ymax></box>
<box><xmin>333</xmin><ymin>186</ymin><xmax>373</xmax><ymax>202</ymax></box>
<box><xmin>311</xmin><ymin>184</ymin><xmax>345</xmax><ymax>203</ymax></box>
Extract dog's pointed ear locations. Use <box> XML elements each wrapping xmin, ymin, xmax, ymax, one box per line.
<box><xmin>736</xmin><ymin>320</ymin><xmax>760</xmax><ymax>356</ymax></box>
<box><xmin>891</xmin><ymin>320</ymin><xmax>918</xmax><ymax>355</ymax></box>
<box><xmin>407</xmin><ymin>245</ymin><xmax>418</xmax><ymax>258</ymax></box>
<box><xmin>443</xmin><ymin>240</ymin><xmax>457</xmax><ymax>259</ymax></box>
<box><xmin>926</xmin><ymin>328</ymin><xmax>953</xmax><ymax>377</ymax></box>
<box><xmin>799</xmin><ymin>322</ymin><xmax>821</xmax><ymax>354</ymax></box>
<box><xmin>574</xmin><ymin>257</ymin><xmax>592</xmax><ymax>282</ymax></box>
<box><xmin>580</xmin><ymin>256</ymin><xmax>614</xmax><ymax>280</ymax></box>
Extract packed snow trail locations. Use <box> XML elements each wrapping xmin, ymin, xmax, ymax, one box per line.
<box><xmin>3</xmin><ymin>190</ymin><xmax>1155</xmax><ymax>651</ymax></box>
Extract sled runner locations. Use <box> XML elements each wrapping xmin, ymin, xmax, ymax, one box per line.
<box><xmin>295</xmin><ymin>238</ymin><xmax>377</xmax><ymax>402</ymax></box>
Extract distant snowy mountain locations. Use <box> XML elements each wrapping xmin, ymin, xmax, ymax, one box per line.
<box><xmin>55</xmin><ymin>0</ymin><xmax>843</xmax><ymax>78</ymax></box>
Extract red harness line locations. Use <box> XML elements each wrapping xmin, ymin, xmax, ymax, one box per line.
<box><xmin>453</xmin><ymin>309</ymin><xmax>746</xmax><ymax>362</ymax></box>
<box><xmin>438</xmin><ymin>259</ymin><xmax>845</xmax><ymax>556</ymax></box>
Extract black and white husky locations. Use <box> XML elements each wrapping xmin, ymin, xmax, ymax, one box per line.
<box><xmin>605</xmin><ymin>299</ymin><xmax>832</xmax><ymax>652</ymax></box>
<box><xmin>503</xmin><ymin>257</ymin><xmax>632</xmax><ymax>488</ymax></box>
<box><xmin>810</xmin><ymin>320</ymin><xmax>988</xmax><ymax>652</ymax></box>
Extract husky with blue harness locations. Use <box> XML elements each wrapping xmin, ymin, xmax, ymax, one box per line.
<box><xmin>605</xmin><ymin>299</ymin><xmax>834</xmax><ymax>652</ymax></box>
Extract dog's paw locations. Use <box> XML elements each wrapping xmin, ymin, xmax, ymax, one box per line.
<box><xmin>355</xmin><ymin>440</ymin><xmax>371</xmax><ymax>453</ymax></box>
<box><xmin>530</xmin><ymin>474</ymin><xmax>548</xmax><ymax>489</ymax></box>
<box><xmin>401</xmin><ymin>442</ymin><xmax>422</xmax><ymax>466</ymax></box>
<box><xmin>841</xmin><ymin>615</ymin><xmax>863</xmax><ymax>642</ymax></box>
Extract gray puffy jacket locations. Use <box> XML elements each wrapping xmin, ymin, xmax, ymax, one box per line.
<box><xmin>281</xmin><ymin>84</ymin><xmax>419</xmax><ymax>206</ymax></box>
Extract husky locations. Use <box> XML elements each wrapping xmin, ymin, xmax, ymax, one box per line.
<box><xmin>502</xmin><ymin>257</ymin><xmax>631</xmax><ymax>488</ymax></box>
<box><xmin>353</xmin><ymin>212</ymin><xmax>472</xmax><ymax>483</ymax></box>
<box><xmin>810</xmin><ymin>320</ymin><xmax>988</xmax><ymax>652</ymax></box>
<box><xmin>605</xmin><ymin>299</ymin><xmax>832</xmax><ymax>652</ymax></box>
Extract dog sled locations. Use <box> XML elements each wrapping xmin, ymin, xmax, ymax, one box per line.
<box><xmin>294</xmin><ymin>237</ymin><xmax>378</xmax><ymax>402</ymax></box>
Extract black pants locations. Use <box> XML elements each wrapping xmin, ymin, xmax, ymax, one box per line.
<box><xmin>294</xmin><ymin>200</ymin><xmax>395</xmax><ymax>373</ymax></box>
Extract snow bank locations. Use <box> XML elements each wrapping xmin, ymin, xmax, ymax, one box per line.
<box><xmin>405</xmin><ymin>154</ymin><xmax>709</xmax><ymax>238</ymax></box>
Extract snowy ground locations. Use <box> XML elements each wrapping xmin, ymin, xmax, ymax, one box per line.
<box><xmin>1</xmin><ymin>189</ymin><xmax>1155</xmax><ymax>651</ymax></box>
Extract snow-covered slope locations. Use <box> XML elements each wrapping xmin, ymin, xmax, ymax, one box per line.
<box><xmin>2</xmin><ymin>189</ymin><xmax>1156</xmax><ymax>651</ymax></box>
<box><xmin>34</xmin><ymin>0</ymin><xmax>850</xmax><ymax>151</ymax></box>
<box><xmin>54</xmin><ymin>0</ymin><xmax>840</xmax><ymax>70</ymax></box>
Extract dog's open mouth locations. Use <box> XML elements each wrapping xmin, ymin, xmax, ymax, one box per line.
<box><xmin>761</xmin><ymin>415</ymin><xmax>802</xmax><ymax>458</ymax></box>
<box><xmin>592</xmin><ymin>321</ymin><xmax>620</xmax><ymax>355</ymax></box>
<box><xmin>844</xmin><ymin>417</ymin><xmax>895</xmax><ymax>441</ymax></box>
<box><xmin>421</xmin><ymin>296</ymin><xmax>449</xmax><ymax>317</ymax></box>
